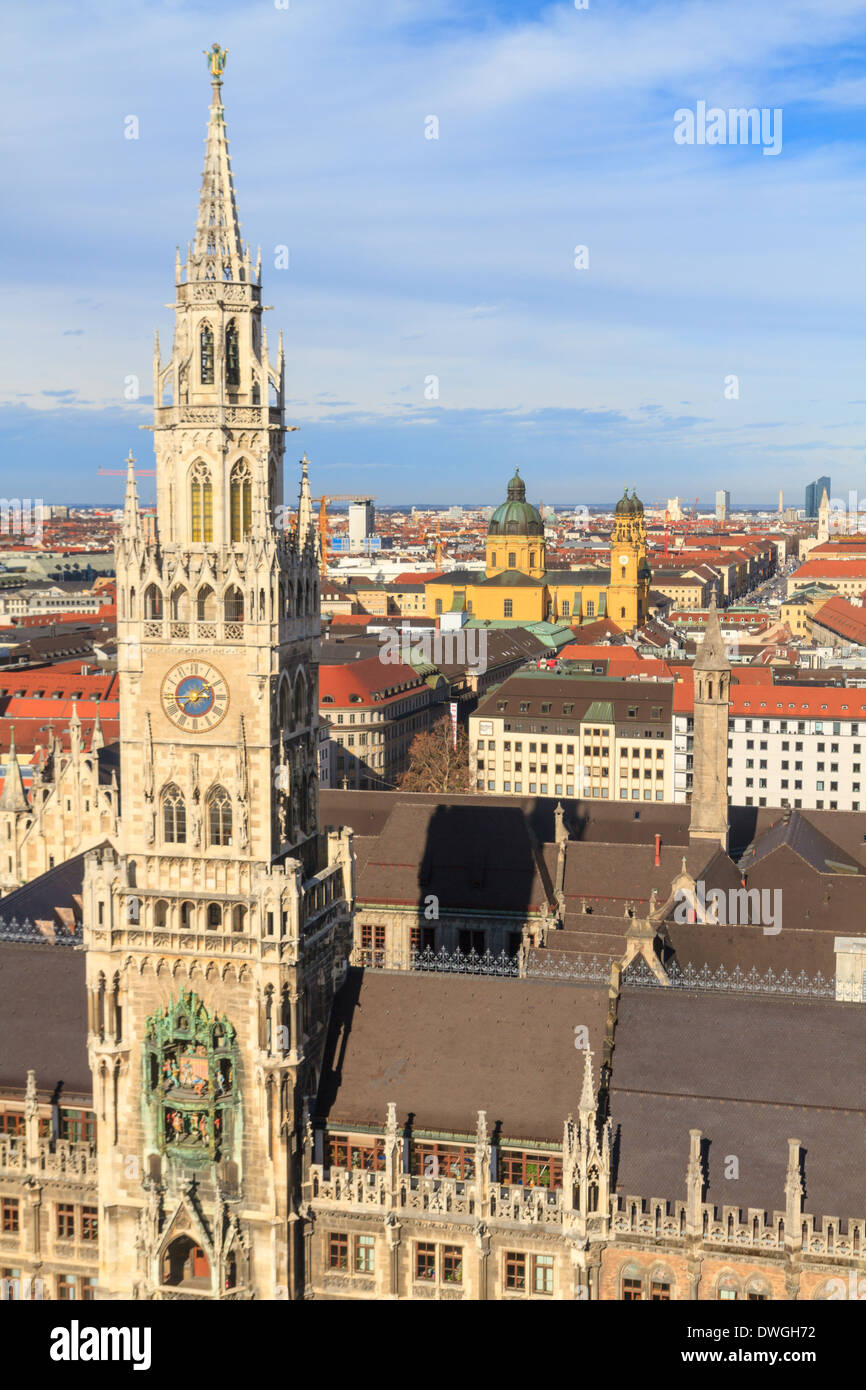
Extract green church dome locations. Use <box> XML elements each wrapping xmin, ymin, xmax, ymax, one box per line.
<box><xmin>488</xmin><ymin>468</ymin><xmax>544</xmax><ymax>537</ymax></box>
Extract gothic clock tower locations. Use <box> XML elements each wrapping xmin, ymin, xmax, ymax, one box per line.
<box><xmin>83</xmin><ymin>50</ymin><xmax>353</xmax><ymax>1300</ymax></box>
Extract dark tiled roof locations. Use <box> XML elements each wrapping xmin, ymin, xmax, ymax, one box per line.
<box><xmin>0</xmin><ymin>942</ymin><xmax>90</xmax><ymax>1099</ymax></box>
<box><xmin>320</xmin><ymin>789</ymin><xmax>693</xmax><ymax>851</ymax></box>
<box><xmin>611</xmin><ymin>988</ymin><xmax>866</xmax><ymax>1219</ymax></box>
<box><xmin>739</xmin><ymin>809</ymin><xmax>862</xmax><ymax>876</ymax></box>
<box><xmin>316</xmin><ymin>968</ymin><xmax>610</xmax><ymax>1141</ymax></box>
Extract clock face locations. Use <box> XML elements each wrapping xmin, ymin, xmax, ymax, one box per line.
<box><xmin>161</xmin><ymin>661</ymin><xmax>229</xmax><ymax>732</ymax></box>
<box><xmin>619</xmin><ymin>554</ymin><xmax>630</xmax><ymax>565</ymax></box>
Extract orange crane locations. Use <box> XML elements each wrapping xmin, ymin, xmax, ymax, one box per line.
<box><xmin>663</xmin><ymin>507</ymin><xmax>670</xmax><ymax>556</ymax></box>
<box><xmin>312</xmin><ymin>494</ymin><xmax>378</xmax><ymax>575</ymax></box>
<box><xmin>97</xmin><ymin>466</ymin><xmax>156</xmax><ymax>476</ymax></box>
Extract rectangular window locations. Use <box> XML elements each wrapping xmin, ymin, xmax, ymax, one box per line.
<box><xmin>505</xmin><ymin>1252</ymin><xmax>527</xmax><ymax>1291</ymax></box>
<box><xmin>1</xmin><ymin>1198</ymin><xmax>19</xmax><ymax>1234</ymax></box>
<box><xmin>355</xmin><ymin>1234</ymin><xmax>375</xmax><ymax>1274</ymax></box>
<box><xmin>622</xmin><ymin>1277</ymin><xmax>643</xmax><ymax>1301</ymax></box>
<box><xmin>504</xmin><ymin>600</ymin><xmax>513</xmax><ymax>618</ymax></box>
<box><xmin>56</xmin><ymin>1204</ymin><xmax>75</xmax><ymax>1240</ymax></box>
<box><xmin>442</xmin><ymin>1246</ymin><xmax>463</xmax><ymax>1284</ymax></box>
<box><xmin>359</xmin><ymin>922</ymin><xmax>386</xmax><ymax>968</ymax></box>
<box><xmin>533</xmin><ymin>1255</ymin><xmax>554</xmax><ymax>1294</ymax></box>
<box><xmin>81</xmin><ymin>1207</ymin><xmax>98</xmax><ymax>1242</ymax></box>
<box><xmin>328</xmin><ymin>1233</ymin><xmax>349</xmax><ymax>1270</ymax></box>
<box><xmin>415</xmin><ymin>1243</ymin><xmax>436</xmax><ymax>1282</ymax></box>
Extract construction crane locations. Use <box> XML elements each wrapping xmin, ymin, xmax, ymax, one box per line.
<box><xmin>663</xmin><ymin>507</ymin><xmax>670</xmax><ymax>556</ymax></box>
<box><xmin>97</xmin><ymin>466</ymin><xmax>156</xmax><ymax>476</ymax></box>
<box><xmin>312</xmin><ymin>494</ymin><xmax>378</xmax><ymax>576</ymax></box>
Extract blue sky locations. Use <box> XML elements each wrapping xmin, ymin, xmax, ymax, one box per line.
<box><xmin>4</xmin><ymin>0</ymin><xmax>866</xmax><ymax>507</ymax></box>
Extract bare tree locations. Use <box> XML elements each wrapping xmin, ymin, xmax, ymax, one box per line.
<box><xmin>398</xmin><ymin>712</ymin><xmax>471</xmax><ymax>793</ymax></box>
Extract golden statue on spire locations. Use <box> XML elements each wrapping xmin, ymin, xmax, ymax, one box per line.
<box><xmin>204</xmin><ymin>43</ymin><xmax>228</xmax><ymax>78</ymax></box>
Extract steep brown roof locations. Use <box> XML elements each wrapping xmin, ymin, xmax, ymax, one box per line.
<box><xmin>0</xmin><ymin>943</ymin><xmax>90</xmax><ymax>1100</ymax></box>
<box><xmin>317</xmin><ymin>968</ymin><xmax>611</xmax><ymax>1142</ymax></box>
<box><xmin>611</xmin><ymin>988</ymin><xmax>866</xmax><ymax>1220</ymax></box>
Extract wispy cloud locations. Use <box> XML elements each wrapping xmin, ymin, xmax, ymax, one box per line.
<box><xmin>3</xmin><ymin>0</ymin><xmax>866</xmax><ymax>500</ymax></box>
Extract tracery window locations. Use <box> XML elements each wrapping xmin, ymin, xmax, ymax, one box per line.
<box><xmin>208</xmin><ymin>786</ymin><xmax>232</xmax><ymax>846</ymax></box>
<box><xmin>226</xmin><ymin>320</ymin><xmax>240</xmax><ymax>388</ymax></box>
<box><xmin>200</xmin><ymin>324</ymin><xmax>214</xmax><ymax>385</ymax></box>
<box><xmin>162</xmin><ymin>784</ymin><xmax>186</xmax><ymax>844</ymax></box>
<box><xmin>190</xmin><ymin>462</ymin><xmax>213</xmax><ymax>543</ymax></box>
<box><xmin>229</xmin><ymin>461</ymin><xmax>252</xmax><ymax>542</ymax></box>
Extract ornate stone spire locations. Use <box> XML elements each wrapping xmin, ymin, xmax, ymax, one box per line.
<box><xmin>189</xmin><ymin>57</ymin><xmax>246</xmax><ymax>284</ymax></box>
<box><xmin>121</xmin><ymin>450</ymin><xmax>142</xmax><ymax>543</ymax></box>
<box><xmin>0</xmin><ymin>725</ymin><xmax>29</xmax><ymax>811</ymax></box>
<box><xmin>90</xmin><ymin>705</ymin><xmax>105</xmax><ymax>753</ymax></box>
<box><xmin>297</xmin><ymin>455</ymin><xmax>315</xmax><ymax>549</ymax></box>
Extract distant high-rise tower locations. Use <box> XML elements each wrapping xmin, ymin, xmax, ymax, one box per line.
<box><xmin>715</xmin><ymin>489</ymin><xmax>730</xmax><ymax>523</ymax></box>
<box><xmin>805</xmin><ymin>475</ymin><xmax>831</xmax><ymax>519</ymax></box>
<box><xmin>778</xmin><ymin>488</ymin><xmax>783</xmax><ymax>515</ymax></box>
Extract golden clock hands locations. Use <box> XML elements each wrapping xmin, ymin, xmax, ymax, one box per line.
<box><xmin>178</xmin><ymin>682</ymin><xmax>212</xmax><ymax>710</ymax></box>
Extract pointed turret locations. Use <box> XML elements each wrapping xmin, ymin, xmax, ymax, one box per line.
<box><xmin>694</xmin><ymin>586</ymin><xmax>730</xmax><ymax>672</ymax></box>
<box><xmin>297</xmin><ymin>455</ymin><xmax>315</xmax><ymax>550</ymax></box>
<box><xmin>91</xmin><ymin>706</ymin><xmax>105</xmax><ymax>753</ymax></box>
<box><xmin>188</xmin><ymin>57</ymin><xmax>246</xmax><ymax>285</ymax></box>
<box><xmin>121</xmin><ymin>450</ymin><xmax>143</xmax><ymax>543</ymax></box>
<box><xmin>0</xmin><ymin>727</ymin><xmax>29</xmax><ymax>812</ymax></box>
<box><xmin>69</xmin><ymin>702</ymin><xmax>82</xmax><ymax>762</ymax></box>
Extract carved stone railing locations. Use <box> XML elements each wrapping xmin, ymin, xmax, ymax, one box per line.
<box><xmin>0</xmin><ymin>1139</ymin><xmax>97</xmax><ymax>1181</ymax></box>
<box><xmin>611</xmin><ymin>1196</ymin><xmax>866</xmax><ymax>1259</ymax></box>
<box><xmin>310</xmin><ymin>1168</ymin><xmax>866</xmax><ymax>1261</ymax></box>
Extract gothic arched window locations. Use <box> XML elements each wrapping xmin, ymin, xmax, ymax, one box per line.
<box><xmin>208</xmin><ymin>786</ymin><xmax>232</xmax><ymax>847</ymax></box>
<box><xmin>229</xmin><ymin>461</ymin><xmax>252</xmax><ymax>543</ymax></box>
<box><xmin>190</xmin><ymin>462</ymin><xmax>213</xmax><ymax>543</ymax></box>
<box><xmin>196</xmin><ymin>585</ymin><xmax>216</xmax><ymax>622</ymax></box>
<box><xmin>144</xmin><ymin>584</ymin><xmax>163</xmax><ymax>620</ymax></box>
<box><xmin>162</xmin><ymin>784</ymin><xmax>187</xmax><ymax>844</ymax></box>
<box><xmin>293</xmin><ymin>674</ymin><xmax>307</xmax><ymax>729</ymax></box>
<box><xmin>200</xmin><ymin>324</ymin><xmax>214</xmax><ymax>386</ymax></box>
<box><xmin>224</xmin><ymin>585</ymin><xmax>244</xmax><ymax>623</ymax></box>
<box><xmin>226</xmin><ymin>320</ymin><xmax>240</xmax><ymax>388</ymax></box>
<box><xmin>170</xmin><ymin>586</ymin><xmax>189</xmax><ymax>621</ymax></box>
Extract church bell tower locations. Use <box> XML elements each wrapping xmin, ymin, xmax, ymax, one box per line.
<box><xmin>83</xmin><ymin>48</ymin><xmax>353</xmax><ymax>1300</ymax></box>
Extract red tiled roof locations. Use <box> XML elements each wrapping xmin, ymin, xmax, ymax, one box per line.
<box><xmin>796</xmin><ymin>559</ymin><xmax>866</xmax><ymax>579</ymax></box>
<box><xmin>319</xmin><ymin>657</ymin><xmax>429</xmax><ymax>708</ymax></box>
<box><xmin>812</xmin><ymin>596</ymin><xmax>866</xmax><ymax>644</ymax></box>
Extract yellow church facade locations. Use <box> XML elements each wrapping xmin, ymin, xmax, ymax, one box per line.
<box><xmin>425</xmin><ymin>472</ymin><xmax>650</xmax><ymax>632</ymax></box>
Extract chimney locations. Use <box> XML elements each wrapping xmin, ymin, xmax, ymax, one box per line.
<box><xmin>654</xmin><ymin>833</ymin><xmax>661</xmax><ymax>867</ymax></box>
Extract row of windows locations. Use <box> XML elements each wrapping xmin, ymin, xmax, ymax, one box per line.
<box><xmin>326</xmin><ymin>1133</ymin><xmax>563</xmax><ymax>1188</ymax></box>
<box><xmin>737</xmin><ymin>718</ymin><xmax>860</xmax><ymax>734</ymax></box>
<box><xmin>0</xmin><ymin>1270</ymin><xmax>97</xmax><ymax>1301</ymax></box>
<box><xmin>0</xmin><ymin>1108</ymin><xmax>95</xmax><ymax>1143</ymax></box>
<box><xmin>1</xmin><ymin>1199</ymin><xmax>97</xmax><ymax>1242</ymax></box>
<box><xmin>483</xmin><ymin>781</ymin><xmax>666</xmax><ymax>800</ymax></box>
<box><xmin>326</xmin><ymin>1236</ymin><xmax>553</xmax><ymax>1292</ymax></box>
